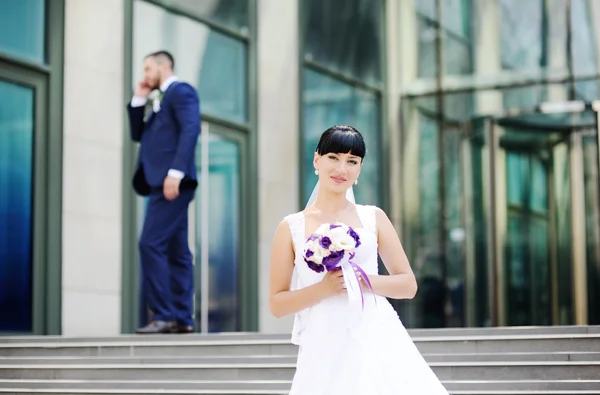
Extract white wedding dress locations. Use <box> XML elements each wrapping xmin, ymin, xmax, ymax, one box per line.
<box><xmin>285</xmin><ymin>204</ymin><xmax>449</xmax><ymax>395</ymax></box>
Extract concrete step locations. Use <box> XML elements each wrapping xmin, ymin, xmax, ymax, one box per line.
<box><xmin>0</xmin><ymin>392</ymin><xmax>594</xmax><ymax>394</ymax></box>
<box><xmin>0</xmin><ymin>379</ymin><xmax>600</xmax><ymax>393</ymax></box>
<box><xmin>1</xmin><ymin>325</ymin><xmax>598</xmax><ymax>344</ymax></box>
<box><xmin>0</xmin><ymin>351</ymin><xmax>599</xmax><ymax>365</ymax></box>
<box><xmin>0</xmin><ymin>361</ymin><xmax>599</xmax><ymax>381</ymax></box>
<box><xmin>2</xmin><ymin>328</ymin><xmax>599</xmax><ymax>394</ymax></box>
<box><xmin>1</xmin><ymin>333</ymin><xmax>599</xmax><ymax>357</ymax></box>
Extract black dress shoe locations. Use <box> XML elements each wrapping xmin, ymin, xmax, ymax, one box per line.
<box><xmin>174</xmin><ymin>324</ymin><xmax>194</xmax><ymax>334</ymax></box>
<box><xmin>135</xmin><ymin>320</ymin><xmax>176</xmax><ymax>334</ymax></box>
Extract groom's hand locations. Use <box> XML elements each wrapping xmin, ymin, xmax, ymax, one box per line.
<box><xmin>163</xmin><ymin>176</ymin><xmax>181</xmax><ymax>201</ymax></box>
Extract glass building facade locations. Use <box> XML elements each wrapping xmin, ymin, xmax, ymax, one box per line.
<box><xmin>300</xmin><ymin>0</ymin><xmax>385</xmax><ymax>207</ymax></box>
<box><xmin>1</xmin><ymin>0</ymin><xmax>599</xmax><ymax>335</ymax></box>
<box><xmin>0</xmin><ymin>0</ymin><xmax>63</xmax><ymax>335</ymax></box>
<box><xmin>397</xmin><ymin>0</ymin><xmax>600</xmax><ymax>328</ymax></box>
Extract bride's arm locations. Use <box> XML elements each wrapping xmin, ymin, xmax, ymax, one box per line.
<box><xmin>363</xmin><ymin>207</ymin><xmax>418</xmax><ymax>300</ymax></box>
<box><xmin>268</xmin><ymin>219</ymin><xmax>345</xmax><ymax>318</ymax></box>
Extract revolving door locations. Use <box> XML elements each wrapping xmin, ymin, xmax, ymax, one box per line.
<box><xmin>463</xmin><ymin>102</ymin><xmax>600</xmax><ymax>327</ymax></box>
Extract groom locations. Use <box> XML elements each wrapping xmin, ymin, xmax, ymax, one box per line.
<box><xmin>127</xmin><ymin>50</ymin><xmax>200</xmax><ymax>334</ymax></box>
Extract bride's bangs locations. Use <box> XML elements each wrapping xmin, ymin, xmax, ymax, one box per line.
<box><xmin>317</xmin><ymin>128</ymin><xmax>366</xmax><ymax>158</ymax></box>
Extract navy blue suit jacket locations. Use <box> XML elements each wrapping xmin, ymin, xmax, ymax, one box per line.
<box><xmin>127</xmin><ymin>82</ymin><xmax>201</xmax><ymax>196</ymax></box>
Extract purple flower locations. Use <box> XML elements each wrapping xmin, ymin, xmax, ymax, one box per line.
<box><xmin>323</xmin><ymin>250</ymin><xmax>344</xmax><ymax>270</ymax></box>
<box><xmin>348</xmin><ymin>228</ymin><xmax>361</xmax><ymax>248</ymax></box>
<box><xmin>305</xmin><ymin>249</ymin><xmax>314</xmax><ymax>258</ymax></box>
<box><xmin>305</xmin><ymin>258</ymin><xmax>324</xmax><ymax>273</ymax></box>
<box><xmin>320</xmin><ymin>236</ymin><xmax>332</xmax><ymax>249</ymax></box>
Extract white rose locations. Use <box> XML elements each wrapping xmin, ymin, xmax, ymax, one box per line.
<box><xmin>329</xmin><ymin>225</ymin><xmax>347</xmax><ymax>241</ymax></box>
<box><xmin>310</xmin><ymin>246</ymin><xmax>326</xmax><ymax>265</ymax></box>
<box><xmin>332</xmin><ymin>234</ymin><xmax>356</xmax><ymax>251</ymax></box>
<box><xmin>315</xmin><ymin>223</ymin><xmax>332</xmax><ymax>238</ymax></box>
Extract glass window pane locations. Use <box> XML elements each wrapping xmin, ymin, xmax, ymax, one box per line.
<box><xmin>506</xmin><ymin>152</ymin><xmax>526</xmax><ymax>206</ymax></box>
<box><xmin>0</xmin><ymin>80</ymin><xmax>34</xmax><ymax>332</ymax></box>
<box><xmin>0</xmin><ymin>0</ymin><xmax>45</xmax><ymax>64</ymax></box>
<box><xmin>195</xmin><ymin>131</ymin><xmax>241</xmax><ymax>332</ymax></box>
<box><xmin>500</xmin><ymin>0</ymin><xmax>544</xmax><ymax>71</ymax></box>
<box><xmin>443</xmin><ymin>0</ymin><xmax>470</xmax><ymax>36</ymax></box>
<box><xmin>571</xmin><ymin>0</ymin><xmax>598</xmax><ymax>76</ymax></box>
<box><xmin>530</xmin><ymin>156</ymin><xmax>548</xmax><ymax>212</ymax></box>
<box><xmin>152</xmin><ymin>0</ymin><xmax>248</xmax><ymax>32</ymax></box>
<box><xmin>418</xmin><ymin>17</ymin><xmax>438</xmax><ymax>79</ymax></box>
<box><xmin>303</xmin><ymin>69</ymin><xmax>381</xmax><ymax>206</ymax></box>
<box><xmin>417</xmin><ymin>0</ymin><xmax>437</xmax><ymax>19</ymax></box>
<box><xmin>303</xmin><ymin>0</ymin><xmax>383</xmax><ymax>84</ymax></box>
<box><xmin>442</xmin><ymin>0</ymin><xmax>473</xmax><ymax>76</ymax></box>
<box><xmin>133</xmin><ymin>0</ymin><xmax>247</xmax><ymax>123</ymax></box>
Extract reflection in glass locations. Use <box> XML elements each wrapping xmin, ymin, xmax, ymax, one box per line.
<box><xmin>444</xmin><ymin>129</ymin><xmax>465</xmax><ymax>327</ymax></box>
<box><xmin>504</xmin><ymin>148</ymin><xmax>551</xmax><ymax>326</ymax></box>
<box><xmin>417</xmin><ymin>16</ymin><xmax>438</xmax><ymax>79</ymax></box>
<box><xmin>151</xmin><ymin>0</ymin><xmax>249</xmax><ymax>32</ymax></box>
<box><xmin>302</xmin><ymin>0</ymin><xmax>383</xmax><ymax>84</ymax></box>
<box><xmin>571</xmin><ymin>0</ymin><xmax>598</xmax><ymax>77</ymax></box>
<box><xmin>552</xmin><ymin>140</ymin><xmax>573</xmax><ymax>325</ymax></box>
<box><xmin>195</xmin><ymin>133</ymin><xmax>241</xmax><ymax>332</ymax></box>
<box><xmin>133</xmin><ymin>0</ymin><xmax>247</xmax><ymax>123</ymax></box>
<box><xmin>442</xmin><ymin>0</ymin><xmax>473</xmax><ymax>76</ymax></box>
<box><xmin>500</xmin><ymin>0</ymin><xmax>543</xmax><ymax>71</ymax></box>
<box><xmin>0</xmin><ymin>0</ymin><xmax>45</xmax><ymax>64</ymax></box>
<box><xmin>197</xmin><ymin>33</ymin><xmax>247</xmax><ymax>123</ymax></box>
<box><xmin>413</xmin><ymin>112</ymin><xmax>445</xmax><ymax>328</ymax></box>
<box><xmin>0</xmin><ymin>80</ymin><xmax>34</xmax><ymax>332</ymax></box>
<box><xmin>468</xmin><ymin>118</ymin><xmax>490</xmax><ymax>327</ymax></box>
<box><xmin>303</xmin><ymin>69</ymin><xmax>381</xmax><ymax>206</ymax></box>
<box><xmin>503</xmin><ymin>85</ymin><xmax>547</xmax><ymax>111</ymax></box>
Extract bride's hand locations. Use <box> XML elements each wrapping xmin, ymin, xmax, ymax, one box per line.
<box><xmin>320</xmin><ymin>268</ymin><xmax>346</xmax><ymax>296</ymax></box>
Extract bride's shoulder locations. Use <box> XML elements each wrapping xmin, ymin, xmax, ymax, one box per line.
<box><xmin>355</xmin><ymin>203</ymin><xmax>385</xmax><ymax>214</ymax></box>
<box><xmin>282</xmin><ymin>210</ymin><xmax>305</xmax><ymax>224</ymax></box>
<box><xmin>355</xmin><ymin>204</ymin><xmax>390</xmax><ymax>224</ymax></box>
<box><xmin>276</xmin><ymin>211</ymin><xmax>305</xmax><ymax>235</ymax></box>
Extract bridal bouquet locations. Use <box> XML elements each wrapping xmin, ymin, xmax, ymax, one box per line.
<box><xmin>303</xmin><ymin>224</ymin><xmax>374</xmax><ymax>309</ymax></box>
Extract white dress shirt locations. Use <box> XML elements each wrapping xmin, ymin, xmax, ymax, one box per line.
<box><xmin>130</xmin><ymin>76</ymin><xmax>184</xmax><ymax>180</ymax></box>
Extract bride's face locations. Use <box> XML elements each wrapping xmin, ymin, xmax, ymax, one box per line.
<box><xmin>314</xmin><ymin>151</ymin><xmax>362</xmax><ymax>192</ymax></box>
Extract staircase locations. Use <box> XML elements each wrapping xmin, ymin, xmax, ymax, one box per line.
<box><xmin>0</xmin><ymin>326</ymin><xmax>599</xmax><ymax>394</ymax></box>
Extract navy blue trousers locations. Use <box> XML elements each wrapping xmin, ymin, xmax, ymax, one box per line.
<box><xmin>139</xmin><ymin>187</ymin><xmax>195</xmax><ymax>327</ymax></box>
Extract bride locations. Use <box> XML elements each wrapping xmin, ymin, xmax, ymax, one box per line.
<box><xmin>268</xmin><ymin>125</ymin><xmax>449</xmax><ymax>394</ymax></box>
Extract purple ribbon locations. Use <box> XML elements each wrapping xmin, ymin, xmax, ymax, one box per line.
<box><xmin>347</xmin><ymin>256</ymin><xmax>376</xmax><ymax>310</ymax></box>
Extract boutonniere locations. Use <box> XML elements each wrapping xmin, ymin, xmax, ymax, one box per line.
<box><xmin>149</xmin><ymin>89</ymin><xmax>164</xmax><ymax>113</ymax></box>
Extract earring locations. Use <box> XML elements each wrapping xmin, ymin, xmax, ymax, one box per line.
<box><xmin>354</xmin><ymin>178</ymin><xmax>358</xmax><ymax>185</ymax></box>
<box><xmin>314</xmin><ymin>169</ymin><xmax>319</xmax><ymax>175</ymax></box>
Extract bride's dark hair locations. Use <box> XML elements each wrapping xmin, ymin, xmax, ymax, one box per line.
<box><xmin>316</xmin><ymin>125</ymin><xmax>366</xmax><ymax>159</ymax></box>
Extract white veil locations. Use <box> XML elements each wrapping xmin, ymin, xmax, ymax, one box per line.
<box><xmin>290</xmin><ymin>180</ymin><xmax>355</xmax><ymax>345</ymax></box>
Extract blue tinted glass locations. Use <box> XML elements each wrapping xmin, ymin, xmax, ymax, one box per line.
<box><xmin>0</xmin><ymin>80</ymin><xmax>34</xmax><ymax>332</ymax></box>
<box><xmin>571</xmin><ymin>0</ymin><xmax>597</xmax><ymax>76</ymax></box>
<box><xmin>303</xmin><ymin>0</ymin><xmax>383</xmax><ymax>84</ymax></box>
<box><xmin>506</xmin><ymin>152</ymin><xmax>526</xmax><ymax>206</ymax></box>
<box><xmin>198</xmin><ymin>32</ymin><xmax>247</xmax><ymax>123</ymax></box>
<box><xmin>195</xmin><ymin>133</ymin><xmax>241</xmax><ymax>332</ymax></box>
<box><xmin>153</xmin><ymin>0</ymin><xmax>249</xmax><ymax>32</ymax></box>
<box><xmin>500</xmin><ymin>0</ymin><xmax>544</xmax><ymax>70</ymax></box>
<box><xmin>133</xmin><ymin>0</ymin><xmax>247</xmax><ymax>124</ymax></box>
<box><xmin>0</xmin><ymin>0</ymin><xmax>45</xmax><ymax>63</ymax></box>
<box><xmin>303</xmin><ymin>69</ymin><xmax>381</xmax><ymax>206</ymax></box>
